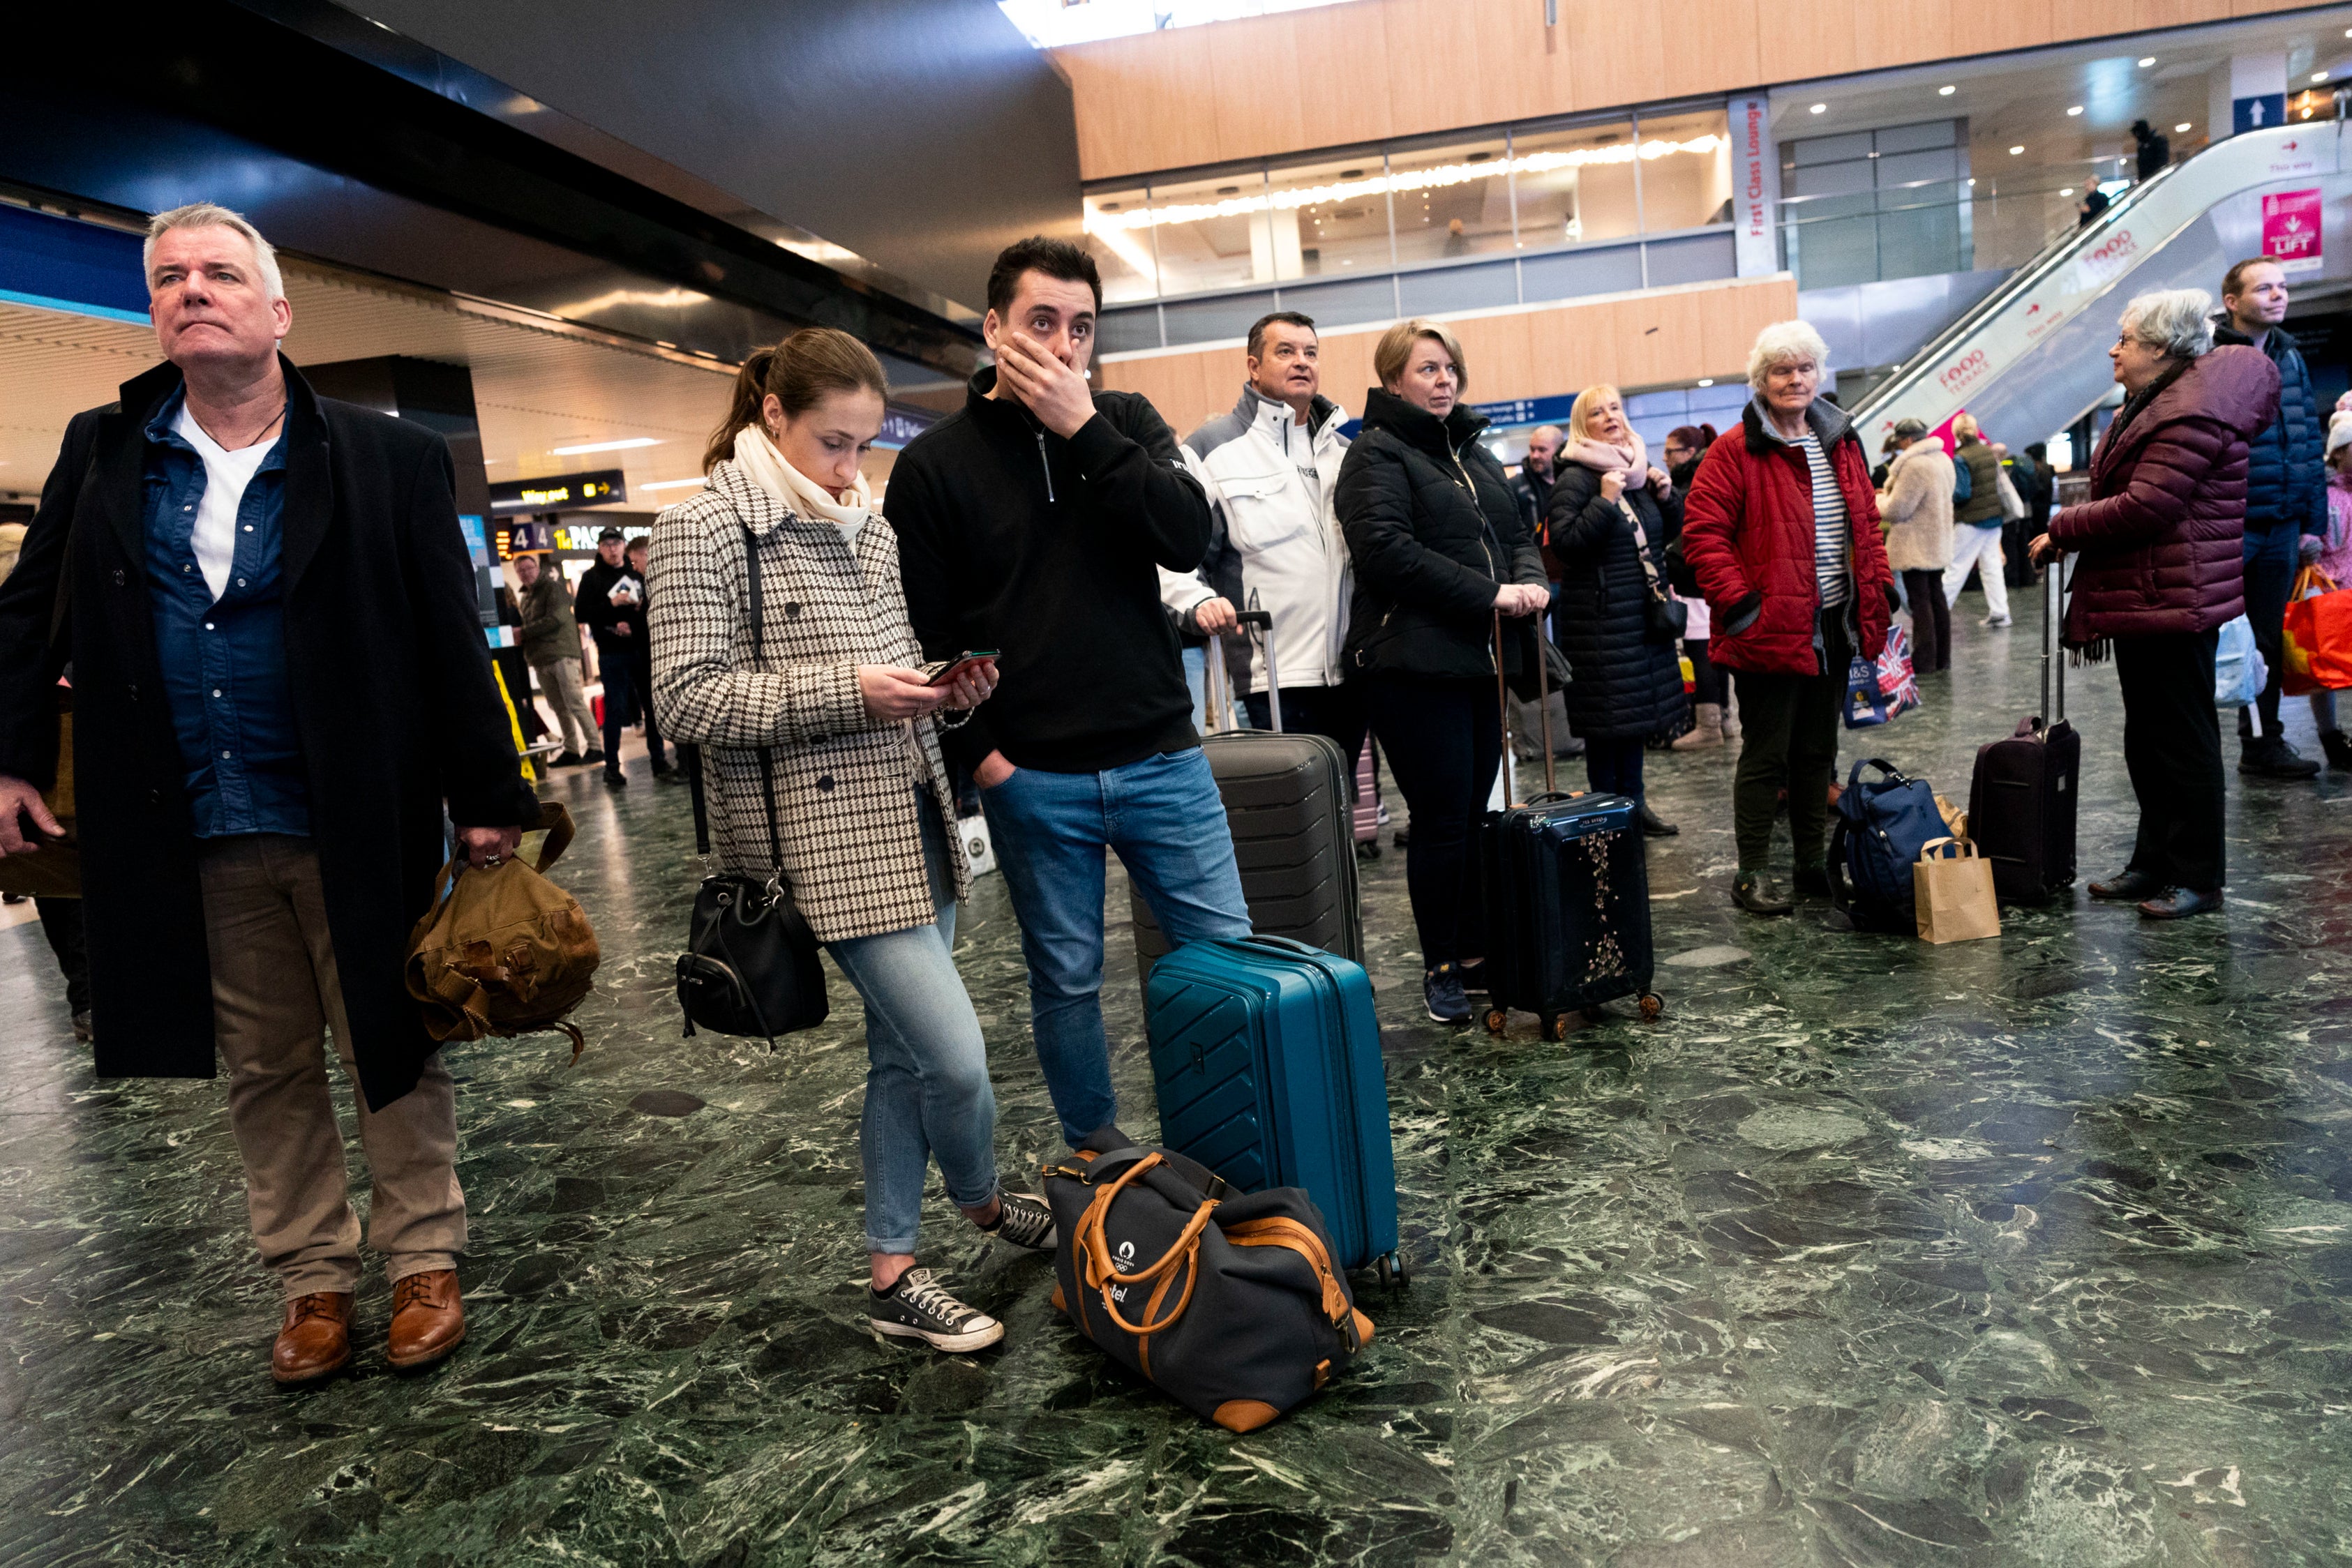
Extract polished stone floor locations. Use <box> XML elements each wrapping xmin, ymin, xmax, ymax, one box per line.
<box><xmin>3</xmin><ymin>588</ymin><xmax>2351</xmax><ymax>1567</ymax></box>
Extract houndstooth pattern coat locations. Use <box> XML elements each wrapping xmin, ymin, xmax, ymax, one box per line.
<box><xmin>647</xmin><ymin>460</ymin><xmax>970</xmax><ymax>944</ymax></box>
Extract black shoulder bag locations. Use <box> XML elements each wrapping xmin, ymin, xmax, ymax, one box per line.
<box><xmin>675</xmin><ymin>522</ymin><xmax>828</xmax><ymax>1046</ymax></box>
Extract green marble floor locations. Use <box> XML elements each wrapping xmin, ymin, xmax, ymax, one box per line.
<box><xmin>3</xmin><ymin>589</ymin><xmax>2351</xmax><ymax>1567</ymax></box>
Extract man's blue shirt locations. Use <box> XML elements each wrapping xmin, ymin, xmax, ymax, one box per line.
<box><xmin>142</xmin><ymin>388</ymin><xmax>309</xmax><ymax>837</ymax></box>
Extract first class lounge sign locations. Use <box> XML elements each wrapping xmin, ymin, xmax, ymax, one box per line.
<box><xmin>488</xmin><ymin>469</ymin><xmax>628</xmax><ymax>515</ymax></box>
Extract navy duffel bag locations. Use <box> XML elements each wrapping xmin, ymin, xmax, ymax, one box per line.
<box><xmin>1044</xmin><ymin>1135</ymin><xmax>1374</xmax><ymax>1433</ymax></box>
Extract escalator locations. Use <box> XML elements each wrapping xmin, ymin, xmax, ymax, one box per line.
<box><xmin>1851</xmin><ymin>123</ymin><xmax>2349</xmax><ymax>450</ymax></box>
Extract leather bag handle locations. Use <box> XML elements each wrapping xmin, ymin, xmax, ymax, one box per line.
<box><xmin>1073</xmin><ymin>1152</ymin><xmax>1218</xmax><ymax>1340</ymax></box>
<box><xmin>528</xmin><ymin>799</ymin><xmax>575</xmax><ymax>873</ymax></box>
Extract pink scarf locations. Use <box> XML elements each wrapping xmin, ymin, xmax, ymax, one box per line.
<box><xmin>1566</xmin><ymin>429</ymin><xmax>1651</xmax><ymax>490</ymax></box>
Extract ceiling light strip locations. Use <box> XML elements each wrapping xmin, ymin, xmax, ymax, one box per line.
<box><xmin>1089</xmin><ymin>135</ymin><xmax>1728</xmax><ymax>234</ymax></box>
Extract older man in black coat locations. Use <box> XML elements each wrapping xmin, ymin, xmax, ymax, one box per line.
<box><xmin>0</xmin><ymin>204</ymin><xmax>537</xmax><ymax>1385</ymax></box>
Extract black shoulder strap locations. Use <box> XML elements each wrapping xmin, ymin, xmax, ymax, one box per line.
<box><xmin>741</xmin><ymin>521</ymin><xmax>786</xmax><ymax>879</ymax></box>
<box><xmin>683</xmin><ymin>520</ymin><xmax>786</xmax><ymax>873</ymax></box>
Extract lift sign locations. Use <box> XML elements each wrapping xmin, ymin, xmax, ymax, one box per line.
<box><xmin>2262</xmin><ymin>189</ymin><xmax>2323</xmax><ymax>276</ymax></box>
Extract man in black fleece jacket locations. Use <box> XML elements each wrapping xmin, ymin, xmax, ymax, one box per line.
<box><xmin>888</xmin><ymin>236</ymin><xmax>1251</xmax><ymax>1145</ymax></box>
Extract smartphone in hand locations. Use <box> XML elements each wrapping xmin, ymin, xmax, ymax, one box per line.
<box><xmin>922</xmin><ymin>651</ymin><xmax>1001</xmax><ymax>687</ymax></box>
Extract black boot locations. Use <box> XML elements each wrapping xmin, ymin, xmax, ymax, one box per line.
<box><xmin>2323</xmin><ymin>730</ymin><xmax>2352</xmax><ymax>771</ymax></box>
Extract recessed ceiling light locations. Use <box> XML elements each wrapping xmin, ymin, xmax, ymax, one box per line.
<box><xmin>2175</xmin><ymin>121</ymin><xmax>2192</xmax><ymax>133</ymax></box>
<box><xmin>2315</xmin><ymin>71</ymin><xmax>2330</xmax><ymax>82</ymax></box>
<box><xmin>1938</xmin><ymin>84</ymin><xmax>1955</xmax><ymax>96</ymax></box>
<box><xmin>2009</xmin><ymin>145</ymin><xmax>2025</xmax><ymax>155</ymax></box>
<box><xmin>550</xmin><ymin>437</ymin><xmax>661</xmax><ymax>455</ymax></box>
<box><xmin>2060</xmin><ymin>188</ymin><xmax>2075</xmax><ymax>197</ymax></box>
<box><xmin>1965</xmin><ymin>177</ymin><xmax>1977</xmax><ymax>186</ymax></box>
<box><xmin>1697</xmin><ymin>378</ymin><xmax>1714</xmax><ymax>387</ymax></box>
<box><xmin>1810</xmin><ymin>103</ymin><xmax>1827</xmax><ymax>114</ymax></box>
<box><xmin>2066</xmin><ymin>105</ymin><xmax>2083</xmax><ymax>116</ymax></box>
<box><xmin>639</xmin><ymin>477</ymin><xmax>707</xmax><ymax>492</ymax></box>
<box><xmin>2138</xmin><ymin>56</ymin><xmax>2155</xmax><ymax>67</ymax></box>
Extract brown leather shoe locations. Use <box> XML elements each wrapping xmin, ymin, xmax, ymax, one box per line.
<box><xmin>272</xmin><ymin>1291</ymin><xmax>354</xmax><ymax>1386</ymax></box>
<box><xmin>387</xmin><ymin>1269</ymin><xmax>466</xmax><ymax>1372</ymax></box>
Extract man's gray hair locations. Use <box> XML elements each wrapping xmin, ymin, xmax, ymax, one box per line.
<box><xmin>2118</xmin><ymin>288</ymin><xmax>2213</xmax><ymax>360</ymax></box>
<box><xmin>1746</xmin><ymin>319</ymin><xmax>1832</xmax><ymax>391</ymax></box>
<box><xmin>143</xmin><ymin>202</ymin><xmax>285</xmax><ymax>303</ymax></box>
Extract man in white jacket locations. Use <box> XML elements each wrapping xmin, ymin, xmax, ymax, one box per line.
<box><xmin>1159</xmin><ymin>312</ymin><xmax>1361</xmax><ymax>766</ymax></box>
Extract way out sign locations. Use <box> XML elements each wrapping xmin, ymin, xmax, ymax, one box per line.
<box><xmin>2262</xmin><ymin>188</ymin><xmax>2323</xmax><ymax>275</ymax></box>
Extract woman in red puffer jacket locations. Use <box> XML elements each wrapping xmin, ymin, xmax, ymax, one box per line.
<box><xmin>1681</xmin><ymin>320</ymin><xmax>1894</xmax><ymax>917</ymax></box>
<box><xmin>2030</xmin><ymin>287</ymin><xmax>2279</xmax><ymax>921</ymax></box>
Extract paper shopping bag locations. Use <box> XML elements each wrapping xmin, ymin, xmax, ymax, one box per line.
<box><xmin>1915</xmin><ymin>838</ymin><xmax>2000</xmax><ymax>944</ymax></box>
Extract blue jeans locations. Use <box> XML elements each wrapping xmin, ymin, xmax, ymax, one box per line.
<box><xmin>981</xmin><ymin>748</ymin><xmax>1252</xmax><ymax>1144</ymax></box>
<box><xmin>827</xmin><ymin>792</ymin><xmax>997</xmax><ymax>1255</ymax></box>
<box><xmin>1182</xmin><ymin>643</ymin><xmax>1209</xmax><ymax>730</ymax></box>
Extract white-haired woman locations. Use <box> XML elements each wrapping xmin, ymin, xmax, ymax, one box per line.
<box><xmin>1680</xmin><ymin>320</ymin><xmax>1894</xmax><ymax>917</ymax></box>
<box><xmin>2027</xmin><ymin>289</ymin><xmax>2279</xmax><ymax>919</ymax></box>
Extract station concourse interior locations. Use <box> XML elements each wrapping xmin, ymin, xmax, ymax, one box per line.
<box><xmin>3</xmin><ymin>1</ymin><xmax>2352</xmax><ymax>1562</ymax></box>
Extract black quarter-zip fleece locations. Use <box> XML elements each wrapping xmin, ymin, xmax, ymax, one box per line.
<box><xmin>887</xmin><ymin>365</ymin><xmax>1213</xmax><ymax>774</ymax></box>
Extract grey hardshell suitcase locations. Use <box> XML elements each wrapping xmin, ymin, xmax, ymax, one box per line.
<box><xmin>1132</xmin><ymin>610</ymin><xmax>1364</xmax><ymax>977</ymax></box>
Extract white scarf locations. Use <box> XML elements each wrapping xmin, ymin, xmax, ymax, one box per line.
<box><xmin>733</xmin><ymin>425</ymin><xmax>873</xmax><ymax>549</ymax></box>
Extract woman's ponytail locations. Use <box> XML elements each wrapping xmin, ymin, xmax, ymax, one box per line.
<box><xmin>703</xmin><ymin>349</ymin><xmax>778</xmax><ymax>473</ymax></box>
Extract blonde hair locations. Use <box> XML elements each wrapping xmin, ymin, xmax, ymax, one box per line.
<box><xmin>1566</xmin><ymin>385</ymin><xmax>1625</xmax><ymax>446</ymax></box>
<box><xmin>1952</xmin><ymin>412</ymin><xmax>1981</xmax><ymax>442</ymax></box>
<box><xmin>144</xmin><ymin>202</ymin><xmax>285</xmax><ymax>303</ymax></box>
<box><xmin>1745</xmin><ymin>319</ymin><xmax>1831</xmax><ymax>391</ymax></box>
<box><xmin>1373</xmin><ymin>318</ymin><xmax>1468</xmax><ymax>393</ymax></box>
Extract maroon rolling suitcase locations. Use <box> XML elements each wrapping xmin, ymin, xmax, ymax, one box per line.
<box><xmin>1968</xmin><ymin>568</ymin><xmax>2078</xmax><ymax>904</ymax></box>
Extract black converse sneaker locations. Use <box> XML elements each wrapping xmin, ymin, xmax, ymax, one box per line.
<box><xmin>868</xmin><ymin>1267</ymin><xmax>1003</xmax><ymax>1353</ymax></box>
<box><xmin>985</xmin><ymin>1191</ymin><xmax>1057</xmax><ymax>1252</ymax></box>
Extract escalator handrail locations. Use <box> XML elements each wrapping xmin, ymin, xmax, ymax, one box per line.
<box><xmin>1850</xmin><ymin>158</ymin><xmax>2188</xmax><ymax>426</ymax></box>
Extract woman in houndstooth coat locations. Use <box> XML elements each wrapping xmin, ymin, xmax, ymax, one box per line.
<box><xmin>648</xmin><ymin>329</ymin><xmax>1059</xmax><ymax>1352</ymax></box>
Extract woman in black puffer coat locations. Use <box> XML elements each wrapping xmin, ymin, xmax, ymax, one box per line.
<box><xmin>1547</xmin><ymin>385</ymin><xmax>1690</xmax><ymax>836</ymax></box>
<box><xmin>1337</xmin><ymin>318</ymin><xmax>1549</xmax><ymax>1025</ymax></box>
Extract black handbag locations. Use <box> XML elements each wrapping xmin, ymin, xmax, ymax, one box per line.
<box><xmin>675</xmin><ymin>522</ymin><xmax>828</xmax><ymax>1046</ymax></box>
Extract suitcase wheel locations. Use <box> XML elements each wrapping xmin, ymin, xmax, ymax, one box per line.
<box><xmin>1543</xmin><ymin>1013</ymin><xmax>1570</xmax><ymax>1042</ymax></box>
<box><xmin>1638</xmin><ymin>992</ymin><xmax>1665</xmax><ymax>1023</ymax></box>
<box><xmin>1483</xmin><ymin>1009</ymin><xmax>1508</xmax><ymax>1036</ymax></box>
<box><xmin>1376</xmin><ymin>1251</ymin><xmax>1409</xmax><ymax>1287</ymax></box>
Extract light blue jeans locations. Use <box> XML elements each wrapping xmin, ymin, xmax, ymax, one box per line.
<box><xmin>980</xmin><ymin>747</ymin><xmax>1252</xmax><ymax>1144</ymax></box>
<box><xmin>827</xmin><ymin>792</ymin><xmax>997</xmax><ymax>1256</ymax></box>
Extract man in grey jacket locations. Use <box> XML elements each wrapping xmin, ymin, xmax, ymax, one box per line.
<box><xmin>1159</xmin><ymin>311</ymin><xmax>1363</xmax><ymax>768</ymax></box>
<box><xmin>513</xmin><ymin>552</ymin><xmax>599</xmax><ymax>767</ymax></box>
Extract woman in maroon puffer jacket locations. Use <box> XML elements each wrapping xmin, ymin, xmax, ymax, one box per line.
<box><xmin>2031</xmin><ymin>287</ymin><xmax>2279</xmax><ymax>920</ymax></box>
<box><xmin>1682</xmin><ymin>320</ymin><xmax>1894</xmax><ymax>917</ymax></box>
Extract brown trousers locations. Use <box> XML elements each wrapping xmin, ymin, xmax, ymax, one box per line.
<box><xmin>198</xmin><ymin>835</ymin><xmax>465</xmax><ymax>1297</ymax></box>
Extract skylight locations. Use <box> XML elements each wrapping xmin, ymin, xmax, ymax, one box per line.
<box><xmin>997</xmin><ymin>0</ymin><xmax>1359</xmax><ymax>50</ymax></box>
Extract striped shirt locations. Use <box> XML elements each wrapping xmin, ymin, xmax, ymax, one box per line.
<box><xmin>1797</xmin><ymin>432</ymin><xmax>1850</xmax><ymax>607</ymax></box>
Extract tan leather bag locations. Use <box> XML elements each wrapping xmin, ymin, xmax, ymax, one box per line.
<box><xmin>0</xmin><ymin>704</ymin><xmax>77</xmax><ymax>900</ymax></box>
<box><xmin>405</xmin><ymin>801</ymin><xmax>599</xmax><ymax>1058</ymax></box>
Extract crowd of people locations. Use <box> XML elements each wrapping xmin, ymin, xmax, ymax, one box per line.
<box><xmin>0</xmin><ymin>200</ymin><xmax>2337</xmax><ymax>1384</ymax></box>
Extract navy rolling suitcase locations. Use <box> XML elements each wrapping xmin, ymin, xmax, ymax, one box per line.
<box><xmin>1144</xmin><ymin>935</ymin><xmax>1404</xmax><ymax>1281</ymax></box>
<box><xmin>1479</xmin><ymin>615</ymin><xmax>1662</xmax><ymax>1040</ymax></box>
<box><xmin>1968</xmin><ymin>568</ymin><xmax>2078</xmax><ymax>904</ymax></box>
